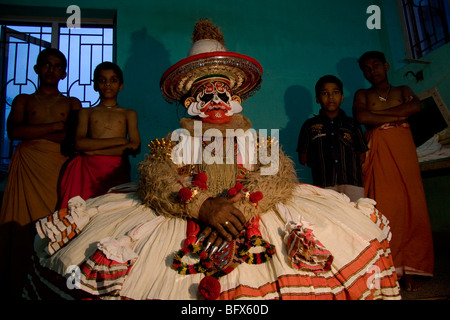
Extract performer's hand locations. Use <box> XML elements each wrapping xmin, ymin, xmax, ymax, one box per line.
<box><xmin>196</xmin><ymin>226</ymin><xmax>227</xmax><ymax>256</ymax></box>
<box><xmin>198</xmin><ymin>194</ymin><xmax>246</xmax><ymax>242</ymax></box>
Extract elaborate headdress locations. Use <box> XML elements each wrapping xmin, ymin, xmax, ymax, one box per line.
<box><xmin>160</xmin><ymin>19</ymin><xmax>263</xmax><ymax>106</ymax></box>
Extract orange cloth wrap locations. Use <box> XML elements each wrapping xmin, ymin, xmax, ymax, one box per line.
<box><xmin>363</xmin><ymin>124</ymin><xmax>434</xmax><ymax>276</ymax></box>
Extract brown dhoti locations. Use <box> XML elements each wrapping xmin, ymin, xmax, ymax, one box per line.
<box><xmin>363</xmin><ymin>124</ymin><xmax>434</xmax><ymax>276</ymax></box>
<box><xmin>0</xmin><ymin>139</ymin><xmax>68</xmax><ymax>298</ymax></box>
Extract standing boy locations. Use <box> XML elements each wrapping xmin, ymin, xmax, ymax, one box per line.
<box><xmin>353</xmin><ymin>51</ymin><xmax>434</xmax><ymax>291</ymax></box>
<box><xmin>58</xmin><ymin>62</ymin><xmax>140</xmax><ymax>209</ymax></box>
<box><xmin>297</xmin><ymin>75</ymin><xmax>368</xmax><ymax>202</ymax></box>
<box><xmin>0</xmin><ymin>48</ymin><xmax>82</xmax><ymax>298</ymax></box>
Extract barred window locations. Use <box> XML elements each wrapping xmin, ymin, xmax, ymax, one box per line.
<box><xmin>401</xmin><ymin>0</ymin><xmax>450</xmax><ymax>59</ymax></box>
<box><xmin>0</xmin><ymin>19</ymin><xmax>114</xmax><ymax>163</ymax></box>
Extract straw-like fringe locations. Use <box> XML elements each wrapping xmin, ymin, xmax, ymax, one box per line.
<box><xmin>138</xmin><ymin>129</ymin><xmax>299</xmax><ymax>223</ymax></box>
<box><xmin>191</xmin><ymin>18</ymin><xmax>225</xmax><ymax>46</ymax></box>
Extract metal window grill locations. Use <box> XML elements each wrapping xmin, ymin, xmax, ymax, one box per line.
<box><xmin>402</xmin><ymin>0</ymin><xmax>450</xmax><ymax>59</ymax></box>
<box><xmin>59</xmin><ymin>26</ymin><xmax>114</xmax><ymax>108</ymax></box>
<box><xmin>0</xmin><ymin>23</ymin><xmax>114</xmax><ymax>162</ymax></box>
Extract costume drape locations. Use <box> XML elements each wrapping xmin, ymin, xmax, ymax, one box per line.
<box><xmin>25</xmin><ymin>116</ymin><xmax>401</xmax><ymax>300</ymax></box>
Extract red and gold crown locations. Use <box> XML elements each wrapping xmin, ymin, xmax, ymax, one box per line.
<box><xmin>160</xmin><ymin>19</ymin><xmax>263</xmax><ymax>105</ymax></box>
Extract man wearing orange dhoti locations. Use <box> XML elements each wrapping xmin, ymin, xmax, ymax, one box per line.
<box><xmin>0</xmin><ymin>48</ymin><xmax>81</xmax><ymax>299</ymax></box>
<box><xmin>353</xmin><ymin>51</ymin><xmax>434</xmax><ymax>292</ymax></box>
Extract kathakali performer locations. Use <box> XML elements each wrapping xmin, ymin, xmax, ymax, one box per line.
<box><xmin>26</xmin><ymin>19</ymin><xmax>400</xmax><ymax>300</ymax></box>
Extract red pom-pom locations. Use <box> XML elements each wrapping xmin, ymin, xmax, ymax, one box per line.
<box><xmin>194</xmin><ymin>172</ymin><xmax>207</xmax><ymax>184</ymax></box>
<box><xmin>198</xmin><ymin>276</ymin><xmax>221</xmax><ymax>300</ymax></box>
<box><xmin>193</xmin><ymin>181</ymin><xmax>208</xmax><ymax>191</ymax></box>
<box><xmin>178</xmin><ymin>187</ymin><xmax>193</xmax><ymax>202</ymax></box>
<box><xmin>249</xmin><ymin>191</ymin><xmax>263</xmax><ymax>203</ymax></box>
<box><xmin>227</xmin><ymin>187</ymin><xmax>237</xmax><ymax>197</ymax></box>
<box><xmin>235</xmin><ymin>182</ymin><xmax>244</xmax><ymax>192</ymax></box>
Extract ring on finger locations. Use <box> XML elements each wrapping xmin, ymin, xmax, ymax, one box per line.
<box><xmin>224</xmin><ymin>221</ymin><xmax>229</xmax><ymax>226</ymax></box>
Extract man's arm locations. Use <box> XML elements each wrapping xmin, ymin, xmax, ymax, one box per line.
<box><xmin>70</xmin><ymin>97</ymin><xmax>83</xmax><ymax>112</ymax></box>
<box><xmin>61</xmin><ymin>98</ymin><xmax>83</xmax><ymax>156</ymax></box>
<box><xmin>81</xmin><ymin>109</ymin><xmax>141</xmax><ymax>156</ymax></box>
<box><xmin>7</xmin><ymin>94</ymin><xmax>65</xmax><ymax>141</ymax></box>
<box><xmin>297</xmin><ymin>123</ymin><xmax>310</xmax><ymax>166</ymax></box>
<box><xmin>352</xmin><ymin>89</ymin><xmax>406</xmax><ymax>126</ymax></box>
<box><xmin>371</xmin><ymin>86</ymin><xmax>421</xmax><ymax>118</ymax></box>
<box><xmin>299</xmin><ymin>153</ymin><xmax>308</xmax><ymax>166</ymax></box>
<box><xmin>74</xmin><ymin>108</ymin><xmax>129</xmax><ymax>154</ymax></box>
<box><xmin>124</xmin><ymin>109</ymin><xmax>141</xmax><ymax>155</ymax></box>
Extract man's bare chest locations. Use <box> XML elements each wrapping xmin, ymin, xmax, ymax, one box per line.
<box><xmin>89</xmin><ymin>110</ymin><xmax>127</xmax><ymax>137</ymax></box>
<box><xmin>26</xmin><ymin>96</ymin><xmax>71</xmax><ymax>124</ymax></box>
<box><xmin>366</xmin><ymin>90</ymin><xmax>404</xmax><ymax>111</ymax></box>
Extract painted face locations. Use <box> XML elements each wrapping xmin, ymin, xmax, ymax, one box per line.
<box><xmin>194</xmin><ymin>81</ymin><xmax>233</xmax><ymax>124</ymax></box>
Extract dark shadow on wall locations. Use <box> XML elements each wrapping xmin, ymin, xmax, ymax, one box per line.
<box><xmin>280</xmin><ymin>85</ymin><xmax>314</xmax><ymax>184</ymax></box>
<box><xmin>121</xmin><ymin>28</ymin><xmax>181</xmax><ymax>180</ymax></box>
<box><xmin>336</xmin><ymin>57</ymin><xmax>367</xmax><ymax>115</ymax></box>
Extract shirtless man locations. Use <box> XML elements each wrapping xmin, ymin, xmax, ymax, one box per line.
<box><xmin>0</xmin><ymin>48</ymin><xmax>82</xmax><ymax>299</ymax></box>
<box><xmin>353</xmin><ymin>51</ymin><xmax>434</xmax><ymax>292</ymax></box>
<box><xmin>353</xmin><ymin>53</ymin><xmax>420</xmax><ymax>127</ymax></box>
<box><xmin>7</xmin><ymin>50</ymin><xmax>81</xmax><ymax>145</ymax></box>
<box><xmin>58</xmin><ymin>62</ymin><xmax>140</xmax><ymax>209</ymax></box>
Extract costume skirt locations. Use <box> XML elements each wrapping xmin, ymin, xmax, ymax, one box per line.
<box><xmin>26</xmin><ymin>183</ymin><xmax>400</xmax><ymax>300</ymax></box>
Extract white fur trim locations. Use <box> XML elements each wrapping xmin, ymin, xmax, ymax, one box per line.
<box><xmin>188</xmin><ymin>39</ymin><xmax>226</xmax><ymax>56</ymax></box>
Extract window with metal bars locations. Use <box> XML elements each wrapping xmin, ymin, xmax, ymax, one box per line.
<box><xmin>401</xmin><ymin>0</ymin><xmax>450</xmax><ymax>59</ymax></box>
<box><xmin>0</xmin><ymin>23</ymin><xmax>115</xmax><ymax>164</ymax></box>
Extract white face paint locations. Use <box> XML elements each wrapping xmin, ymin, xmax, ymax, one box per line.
<box><xmin>187</xmin><ymin>81</ymin><xmax>242</xmax><ymax>124</ymax></box>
